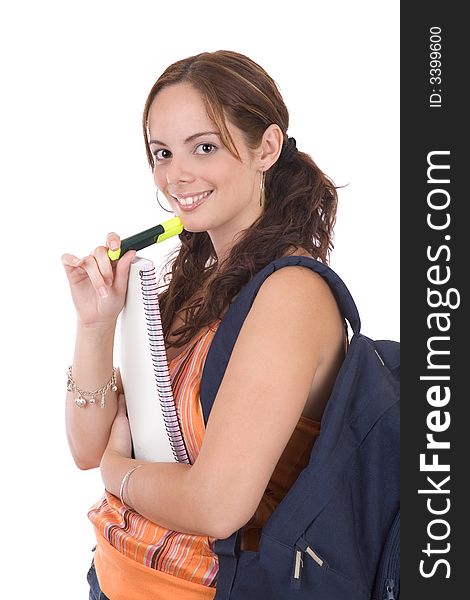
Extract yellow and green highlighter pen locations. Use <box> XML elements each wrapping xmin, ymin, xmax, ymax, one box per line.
<box><xmin>107</xmin><ymin>216</ymin><xmax>184</xmax><ymax>260</ymax></box>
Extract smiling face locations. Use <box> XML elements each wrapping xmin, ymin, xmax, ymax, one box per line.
<box><xmin>147</xmin><ymin>82</ymin><xmax>264</xmax><ymax>262</ymax></box>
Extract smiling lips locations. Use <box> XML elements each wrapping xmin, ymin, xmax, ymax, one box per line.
<box><xmin>173</xmin><ymin>190</ymin><xmax>213</xmax><ymax>208</ymax></box>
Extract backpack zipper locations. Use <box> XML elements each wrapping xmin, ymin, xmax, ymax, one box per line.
<box><xmin>291</xmin><ymin>539</ymin><xmax>325</xmax><ymax>589</ymax></box>
<box><xmin>374</xmin><ymin>348</ymin><xmax>385</xmax><ymax>366</ymax></box>
<box><xmin>294</xmin><ymin>550</ymin><xmax>303</xmax><ymax>578</ymax></box>
<box><xmin>373</xmin><ymin>512</ymin><xmax>400</xmax><ymax>600</ymax></box>
<box><xmin>384</xmin><ymin>578</ymin><xmax>395</xmax><ymax>599</ymax></box>
<box><xmin>305</xmin><ymin>545</ymin><xmax>324</xmax><ymax>566</ymax></box>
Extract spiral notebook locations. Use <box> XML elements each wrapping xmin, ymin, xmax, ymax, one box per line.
<box><xmin>117</xmin><ymin>256</ymin><xmax>190</xmax><ymax>464</ymax></box>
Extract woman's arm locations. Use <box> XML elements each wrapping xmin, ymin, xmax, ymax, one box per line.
<box><xmin>100</xmin><ymin>266</ymin><xmax>344</xmax><ymax>539</ymax></box>
<box><xmin>65</xmin><ymin>321</ymin><xmax>120</xmax><ymax>470</ymax></box>
<box><xmin>62</xmin><ymin>233</ymin><xmax>135</xmax><ymax>470</ymax></box>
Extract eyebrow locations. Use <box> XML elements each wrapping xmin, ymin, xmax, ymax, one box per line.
<box><xmin>149</xmin><ymin>131</ymin><xmax>220</xmax><ymax>146</ymax></box>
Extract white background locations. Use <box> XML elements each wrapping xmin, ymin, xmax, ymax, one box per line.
<box><xmin>1</xmin><ymin>1</ymin><xmax>399</xmax><ymax>597</ymax></box>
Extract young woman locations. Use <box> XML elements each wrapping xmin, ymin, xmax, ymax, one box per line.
<box><xmin>62</xmin><ymin>50</ymin><xmax>345</xmax><ymax>600</ymax></box>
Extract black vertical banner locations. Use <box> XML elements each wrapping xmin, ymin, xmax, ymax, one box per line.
<box><xmin>401</xmin><ymin>3</ymin><xmax>466</xmax><ymax>598</ymax></box>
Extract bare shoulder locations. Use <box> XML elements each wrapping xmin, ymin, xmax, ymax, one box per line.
<box><xmin>257</xmin><ymin>263</ymin><xmax>337</xmax><ymax>306</ymax></box>
<box><xmin>250</xmin><ymin>264</ymin><xmax>343</xmax><ymax>360</ymax></box>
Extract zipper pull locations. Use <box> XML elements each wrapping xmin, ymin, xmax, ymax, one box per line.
<box><xmin>291</xmin><ymin>539</ymin><xmax>326</xmax><ymax>589</ymax></box>
<box><xmin>304</xmin><ymin>545</ymin><xmax>324</xmax><ymax>567</ymax></box>
<box><xmin>384</xmin><ymin>579</ymin><xmax>395</xmax><ymax>600</ymax></box>
<box><xmin>290</xmin><ymin>548</ymin><xmax>304</xmax><ymax>590</ymax></box>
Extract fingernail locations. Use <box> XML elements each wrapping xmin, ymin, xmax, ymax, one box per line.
<box><xmin>98</xmin><ymin>286</ymin><xmax>108</xmax><ymax>298</ymax></box>
<box><xmin>106</xmin><ymin>278</ymin><xmax>113</xmax><ymax>286</ymax></box>
<box><xmin>110</xmin><ymin>240</ymin><xmax>120</xmax><ymax>250</ymax></box>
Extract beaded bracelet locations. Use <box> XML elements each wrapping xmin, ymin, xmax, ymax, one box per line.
<box><xmin>67</xmin><ymin>366</ymin><xmax>118</xmax><ymax>408</ymax></box>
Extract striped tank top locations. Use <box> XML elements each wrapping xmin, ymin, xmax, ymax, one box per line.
<box><xmin>88</xmin><ymin>319</ymin><xmax>321</xmax><ymax>599</ymax></box>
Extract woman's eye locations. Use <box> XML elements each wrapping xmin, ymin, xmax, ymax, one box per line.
<box><xmin>195</xmin><ymin>143</ymin><xmax>216</xmax><ymax>155</ymax></box>
<box><xmin>153</xmin><ymin>149</ymin><xmax>170</xmax><ymax>161</ymax></box>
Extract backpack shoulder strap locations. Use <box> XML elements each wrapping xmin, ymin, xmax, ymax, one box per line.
<box><xmin>200</xmin><ymin>256</ymin><xmax>360</xmax><ymax>424</ymax></box>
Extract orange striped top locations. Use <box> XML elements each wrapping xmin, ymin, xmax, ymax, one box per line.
<box><xmin>88</xmin><ymin>319</ymin><xmax>321</xmax><ymax>599</ymax></box>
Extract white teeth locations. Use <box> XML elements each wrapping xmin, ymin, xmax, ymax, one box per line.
<box><xmin>176</xmin><ymin>190</ymin><xmax>212</xmax><ymax>205</ymax></box>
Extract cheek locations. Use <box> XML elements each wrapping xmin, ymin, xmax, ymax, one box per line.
<box><xmin>220</xmin><ymin>165</ymin><xmax>252</xmax><ymax>196</ymax></box>
<box><xmin>214</xmin><ymin>161</ymin><xmax>245</xmax><ymax>188</ymax></box>
<box><xmin>153</xmin><ymin>168</ymin><xmax>164</xmax><ymax>188</ymax></box>
<box><xmin>153</xmin><ymin>168</ymin><xmax>174</xmax><ymax>199</ymax></box>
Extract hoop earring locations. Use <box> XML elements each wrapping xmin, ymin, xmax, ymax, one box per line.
<box><xmin>156</xmin><ymin>190</ymin><xmax>174</xmax><ymax>213</ymax></box>
<box><xmin>259</xmin><ymin>170</ymin><xmax>266</xmax><ymax>208</ymax></box>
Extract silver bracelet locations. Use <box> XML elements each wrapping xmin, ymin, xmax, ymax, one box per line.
<box><xmin>119</xmin><ymin>464</ymin><xmax>144</xmax><ymax>508</ymax></box>
<box><xmin>67</xmin><ymin>366</ymin><xmax>118</xmax><ymax>408</ymax></box>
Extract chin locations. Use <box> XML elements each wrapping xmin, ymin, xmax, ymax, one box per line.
<box><xmin>176</xmin><ymin>218</ymin><xmax>209</xmax><ymax>234</ymax></box>
<box><xmin>179</xmin><ymin>214</ymin><xmax>223</xmax><ymax>236</ymax></box>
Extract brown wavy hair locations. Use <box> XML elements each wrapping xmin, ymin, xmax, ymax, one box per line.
<box><xmin>142</xmin><ymin>50</ymin><xmax>338</xmax><ymax>351</ymax></box>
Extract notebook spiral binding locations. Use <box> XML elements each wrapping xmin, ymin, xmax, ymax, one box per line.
<box><xmin>139</xmin><ymin>266</ymin><xmax>191</xmax><ymax>464</ymax></box>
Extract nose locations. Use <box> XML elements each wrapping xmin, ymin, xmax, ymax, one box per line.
<box><xmin>164</xmin><ymin>154</ymin><xmax>196</xmax><ymax>186</ymax></box>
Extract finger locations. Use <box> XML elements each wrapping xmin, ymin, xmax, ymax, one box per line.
<box><xmin>92</xmin><ymin>245</ymin><xmax>115</xmax><ymax>287</ymax></box>
<box><xmin>106</xmin><ymin>232</ymin><xmax>121</xmax><ymax>252</ymax></box>
<box><xmin>113</xmin><ymin>249</ymin><xmax>137</xmax><ymax>294</ymax></box>
<box><xmin>78</xmin><ymin>254</ymin><xmax>110</xmax><ymax>298</ymax></box>
<box><xmin>61</xmin><ymin>253</ymin><xmax>83</xmax><ymax>268</ymax></box>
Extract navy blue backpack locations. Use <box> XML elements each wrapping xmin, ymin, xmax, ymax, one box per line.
<box><xmin>200</xmin><ymin>256</ymin><xmax>400</xmax><ymax>600</ymax></box>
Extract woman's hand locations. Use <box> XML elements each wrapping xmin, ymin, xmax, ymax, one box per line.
<box><xmin>61</xmin><ymin>232</ymin><xmax>136</xmax><ymax>327</ymax></box>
